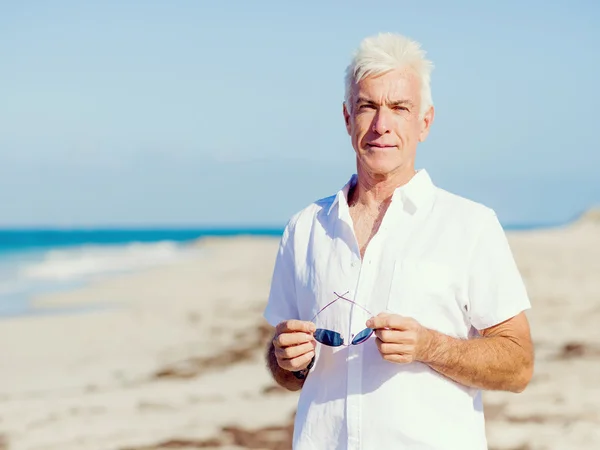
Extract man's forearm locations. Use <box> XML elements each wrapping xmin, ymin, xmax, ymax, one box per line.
<box><xmin>266</xmin><ymin>341</ymin><xmax>305</xmax><ymax>391</ymax></box>
<box><xmin>419</xmin><ymin>329</ymin><xmax>533</xmax><ymax>393</ymax></box>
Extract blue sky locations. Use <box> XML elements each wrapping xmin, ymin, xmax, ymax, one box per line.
<box><xmin>0</xmin><ymin>0</ymin><xmax>598</xmax><ymax>227</ymax></box>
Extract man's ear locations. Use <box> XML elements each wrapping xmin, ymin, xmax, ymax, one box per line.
<box><xmin>343</xmin><ymin>102</ymin><xmax>352</xmax><ymax>135</ymax></box>
<box><xmin>418</xmin><ymin>105</ymin><xmax>435</xmax><ymax>142</ymax></box>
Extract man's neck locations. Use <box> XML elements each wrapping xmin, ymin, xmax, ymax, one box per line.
<box><xmin>349</xmin><ymin>165</ymin><xmax>417</xmax><ymax>209</ymax></box>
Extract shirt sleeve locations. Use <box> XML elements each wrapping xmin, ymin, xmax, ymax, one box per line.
<box><xmin>262</xmin><ymin>219</ymin><xmax>300</xmax><ymax>327</ymax></box>
<box><xmin>467</xmin><ymin>209</ymin><xmax>531</xmax><ymax>331</ymax></box>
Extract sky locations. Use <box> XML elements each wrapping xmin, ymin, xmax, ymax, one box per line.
<box><xmin>0</xmin><ymin>0</ymin><xmax>598</xmax><ymax>228</ymax></box>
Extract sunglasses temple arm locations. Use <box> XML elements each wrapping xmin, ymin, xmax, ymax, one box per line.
<box><xmin>310</xmin><ymin>291</ymin><xmax>374</xmax><ymax>323</ymax></box>
<box><xmin>310</xmin><ymin>297</ymin><xmax>340</xmax><ymax>323</ymax></box>
<box><xmin>337</xmin><ymin>295</ymin><xmax>374</xmax><ymax>318</ymax></box>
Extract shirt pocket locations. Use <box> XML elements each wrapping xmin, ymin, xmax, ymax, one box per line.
<box><xmin>387</xmin><ymin>259</ymin><xmax>467</xmax><ymax>335</ymax></box>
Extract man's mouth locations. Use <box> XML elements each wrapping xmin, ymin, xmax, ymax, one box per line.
<box><xmin>366</xmin><ymin>143</ymin><xmax>396</xmax><ymax>149</ymax></box>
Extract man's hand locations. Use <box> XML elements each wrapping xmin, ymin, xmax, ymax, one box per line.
<box><xmin>366</xmin><ymin>313</ymin><xmax>432</xmax><ymax>364</ymax></box>
<box><xmin>272</xmin><ymin>320</ymin><xmax>316</xmax><ymax>372</ymax></box>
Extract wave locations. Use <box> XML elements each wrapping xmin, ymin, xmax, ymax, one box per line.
<box><xmin>19</xmin><ymin>241</ymin><xmax>198</xmax><ymax>282</ymax></box>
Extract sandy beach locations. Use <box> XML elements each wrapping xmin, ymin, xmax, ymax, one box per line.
<box><xmin>1</xmin><ymin>211</ymin><xmax>599</xmax><ymax>450</ymax></box>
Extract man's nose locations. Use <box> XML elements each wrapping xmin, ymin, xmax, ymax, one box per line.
<box><xmin>371</xmin><ymin>109</ymin><xmax>391</xmax><ymax>135</ymax></box>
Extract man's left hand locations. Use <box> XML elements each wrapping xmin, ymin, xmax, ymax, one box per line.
<box><xmin>366</xmin><ymin>313</ymin><xmax>432</xmax><ymax>364</ymax></box>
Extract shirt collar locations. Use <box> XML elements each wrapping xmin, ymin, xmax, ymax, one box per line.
<box><xmin>326</xmin><ymin>169</ymin><xmax>435</xmax><ymax>216</ymax></box>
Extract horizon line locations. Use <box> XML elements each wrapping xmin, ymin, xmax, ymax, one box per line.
<box><xmin>0</xmin><ymin>219</ymin><xmax>574</xmax><ymax>232</ymax></box>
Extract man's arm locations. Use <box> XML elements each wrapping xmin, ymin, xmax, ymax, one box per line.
<box><xmin>419</xmin><ymin>312</ymin><xmax>534</xmax><ymax>392</ymax></box>
<box><xmin>368</xmin><ymin>311</ymin><xmax>534</xmax><ymax>393</ymax></box>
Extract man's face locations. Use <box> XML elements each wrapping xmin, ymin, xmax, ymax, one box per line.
<box><xmin>343</xmin><ymin>68</ymin><xmax>434</xmax><ymax>178</ymax></box>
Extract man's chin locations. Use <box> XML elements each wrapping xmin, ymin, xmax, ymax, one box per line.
<box><xmin>359</xmin><ymin>163</ymin><xmax>400</xmax><ymax>177</ymax></box>
<box><xmin>357</xmin><ymin>155</ymin><xmax>415</xmax><ymax>178</ymax></box>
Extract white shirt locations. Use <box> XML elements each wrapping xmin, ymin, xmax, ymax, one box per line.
<box><xmin>263</xmin><ymin>169</ymin><xmax>531</xmax><ymax>450</ymax></box>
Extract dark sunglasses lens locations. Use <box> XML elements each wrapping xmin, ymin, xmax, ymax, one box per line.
<box><xmin>351</xmin><ymin>328</ymin><xmax>373</xmax><ymax>345</ymax></box>
<box><xmin>314</xmin><ymin>329</ymin><xmax>344</xmax><ymax>347</ymax></box>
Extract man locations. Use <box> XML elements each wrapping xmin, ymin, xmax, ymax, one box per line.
<box><xmin>263</xmin><ymin>32</ymin><xmax>534</xmax><ymax>450</ymax></box>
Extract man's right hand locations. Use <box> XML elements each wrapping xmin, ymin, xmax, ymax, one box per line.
<box><xmin>272</xmin><ymin>320</ymin><xmax>317</xmax><ymax>372</ymax></box>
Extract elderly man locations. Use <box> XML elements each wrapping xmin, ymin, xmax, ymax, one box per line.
<box><xmin>263</xmin><ymin>32</ymin><xmax>534</xmax><ymax>450</ymax></box>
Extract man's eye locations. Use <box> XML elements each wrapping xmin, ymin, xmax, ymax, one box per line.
<box><xmin>394</xmin><ymin>106</ymin><xmax>409</xmax><ymax>112</ymax></box>
<box><xmin>359</xmin><ymin>104</ymin><xmax>375</xmax><ymax>110</ymax></box>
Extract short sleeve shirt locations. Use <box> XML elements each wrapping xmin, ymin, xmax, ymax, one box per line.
<box><xmin>263</xmin><ymin>169</ymin><xmax>531</xmax><ymax>450</ymax></box>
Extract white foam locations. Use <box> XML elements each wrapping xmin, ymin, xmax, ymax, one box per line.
<box><xmin>20</xmin><ymin>241</ymin><xmax>198</xmax><ymax>282</ymax></box>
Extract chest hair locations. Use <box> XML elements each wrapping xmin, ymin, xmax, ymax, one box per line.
<box><xmin>349</xmin><ymin>200</ymin><xmax>391</xmax><ymax>259</ymax></box>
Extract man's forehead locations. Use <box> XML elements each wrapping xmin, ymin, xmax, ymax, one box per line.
<box><xmin>354</xmin><ymin>88</ymin><xmax>418</xmax><ymax>105</ymax></box>
<box><xmin>353</xmin><ymin>69</ymin><xmax>420</xmax><ymax>101</ymax></box>
<box><xmin>355</xmin><ymin>95</ymin><xmax>415</xmax><ymax>105</ymax></box>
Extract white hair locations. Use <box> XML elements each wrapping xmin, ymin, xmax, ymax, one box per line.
<box><xmin>344</xmin><ymin>32</ymin><xmax>434</xmax><ymax>118</ymax></box>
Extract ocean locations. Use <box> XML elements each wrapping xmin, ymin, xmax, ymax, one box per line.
<box><xmin>0</xmin><ymin>228</ymin><xmax>284</xmax><ymax>318</ymax></box>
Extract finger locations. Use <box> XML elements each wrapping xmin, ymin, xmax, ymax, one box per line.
<box><xmin>374</xmin><ymin>328</ymin><xmax>404</xmax><ymax>343</ymax></box>
<box><xmin>274</xmin><ymin>331</ymin><xmax>315</xmax><ymax>348</ymax></box>
<box><xmin>381</xmin><ymin>353</ymin><xmax>413</xmax><ymax>364</ymax></box>
<box><xmin>365</xmin><ymin>311</ymin><xmax>391</xmax><ymax>324</ymax></box>
<box><xmin>366</xmin><ymin>314</ymin><xmax>410</xmax><ymax>330</ymax></box>
<box><xmin>375</xmin><ymin>329</ymin><xmax>418</xmax><ymax>346</ymax></box>
<box><xmin>279</xmin><ymin>350</ymin><xmax>315</xmax><ymax>372</ymax></box>
<box><xmin>276</xmin><ymin>341</ymin><xmax>315</xmax><ymax>360</ymax></box>
<box><xmin>375</xmin><ymin>339</ymin><xmax>414</xmax><ymax>356</ymax></box>
<box><xmin>276</xmin><ymin>320</ymin><xmax>316</xmax><ymax>334</ymax></box>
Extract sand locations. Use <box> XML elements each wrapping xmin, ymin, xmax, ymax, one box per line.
<box><xmin>1</xmin><ymin>213</ymin><xmax>599</xmax><ymax>450</ymax></box>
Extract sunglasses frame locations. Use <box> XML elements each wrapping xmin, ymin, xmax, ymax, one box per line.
<box><xmin>310</xmin><ymin>291</ymin><xmax>375</xmax><ymax>347</ymax></box>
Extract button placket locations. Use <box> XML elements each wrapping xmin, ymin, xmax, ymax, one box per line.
<box><xmin>346</xmin><ymin>242</ymin><xmax>380</xmax><ymax>450</ymax></box>
<box><xmin>346</xmin><ymin>270</ymin><xmax>362</xmax><ymax>450</ymax></box>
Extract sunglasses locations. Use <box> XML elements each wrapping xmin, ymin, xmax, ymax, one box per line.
<box><xmin>310</xmin><ymin>291</ymin><xmax>374</xmax><ymax>347</ymax></box>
